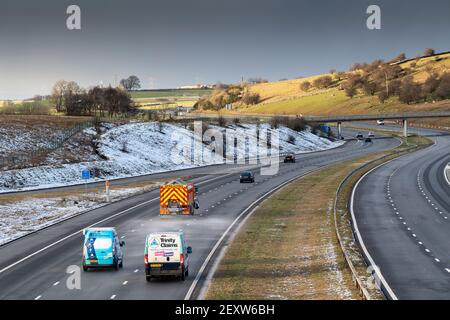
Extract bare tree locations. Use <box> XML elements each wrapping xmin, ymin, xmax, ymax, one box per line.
<box><xmin>120</xmin><ymin>75</ymin><xmax>141</xmax><ymax>91</ymax></box>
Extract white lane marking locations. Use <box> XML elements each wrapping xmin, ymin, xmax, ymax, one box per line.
<box><xmin>185</xmin><ymin>168</ymin><xmax>320</xmax><ymax>300</ymax></box>
<box><xmin>122</xmin><ymin>281</ymin><xmax>128</xmax><ymax>285</ymax></box>
<box><xmin>425</xmin><ymin>249</ymin><xmax>431</xmax><ymax>253</ymax></box>
<box><xmin>110</xmin><ymin>295</ymin><xmax>116</xmax><ymax>300</ymax></box>
<box><xmin>34</xmin><ymin>295</ymin><xmax>42</xmax><ymax>300</ymax></box>
<box><xmin>435</xmin><ymin>258</ymin><xmax>440</xmax><ymax>262</ymax></box>
<box><xmin>53</xmin><ymin>281</ymin><xmax>59</xmax><ymax>286</ymax></box>
<box><xmin>0</xmin><ymin>173</ymin><xmax>238</xmax><ymax>275</ymax></box>
<box><xmin>351</xmin><ymin>162</ymin><xmax>400</xmax><ymax>300</ymax></box>
<box><xmin>134</xmin><ymin>269</ymin><xmax>139</xmax><ymax>273</ymax></box>
<box><xmin>446</xmin><ymin>268</ymin><xmax>450</xmax><ymax>273</ymax></box>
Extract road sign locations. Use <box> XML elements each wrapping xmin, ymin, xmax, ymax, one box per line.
<box><xmin>81</xmin><ymin>169</ymin><xmax>91</xmax><ymax>180</ymax></box>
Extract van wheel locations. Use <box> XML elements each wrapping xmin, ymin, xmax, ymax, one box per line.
<box><xmin>185</xmin><ymin>268</ymin><xmax>189</xmax><ymax>277</ymax></box>
<box><xmin>181</xmin><ymin>268</ymin><xmax>186</xmax><ymax>281</ymax></box>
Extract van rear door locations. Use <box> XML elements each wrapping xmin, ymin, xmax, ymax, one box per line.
<box><xmin>147</xmin><ymin>234</ymin><xmax>181</xmax><ymax>264</ymax></box>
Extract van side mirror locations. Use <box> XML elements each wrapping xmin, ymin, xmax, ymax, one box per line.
<box><xmin>187</xmin><ymin>246</ymin><xmax>192</xmax><ymax>254</ymax></box>
<box><xmin>120</xmin><ymin>241</ymin><xmax>125</xmax><ymax>247</ymax></box>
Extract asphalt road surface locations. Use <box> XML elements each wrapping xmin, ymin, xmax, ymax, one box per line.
<box><xmin>352</xmin><ymin>124</ymin><xmax>450</xmax><ymax>299</ymax></box>
<box><xmin>0</xmin><ymin>128</ymin><xmax>400</xmax><ymax>300</ymax></box>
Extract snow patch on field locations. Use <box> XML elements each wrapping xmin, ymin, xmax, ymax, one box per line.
<box><xmin>0</xmin><ymin>185</ymin><xmax>155</xmax><ymax>246</ymax></box>
<box><xmin>0</xmin><ymin>122</ymin><xmax>343</xmax><ymax>193</ymax></box>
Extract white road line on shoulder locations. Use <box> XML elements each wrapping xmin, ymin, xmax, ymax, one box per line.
<box><xmin>185</xmin><ymin>168</ymin><xmax>319</xmax><ymax>300</ymax></box>
<box><xmin>351</xmin><ymin>161</ymin><xmax>400</xmax><ymax>300</ymax></box>
<box><xmin>34</xmin><ymin>295</ymin><xmax>42</xmax><ymax>300</ymax></box>
<box><xmin>110</xmin><ymin>295</ymin><xmax>116</xmax><ymax>300</ymax></box>
<box><xmin>0</xmin><ymin>173</ymin><xmax>237</xmax><ymax>275</ymax></box>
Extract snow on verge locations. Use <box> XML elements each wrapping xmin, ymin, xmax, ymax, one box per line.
<box><xmin>0</xmin><ymin>122</ymin><xmax>343</xmax><ymax>193</ymax></box>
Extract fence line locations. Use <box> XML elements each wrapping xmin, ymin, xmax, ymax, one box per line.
<box><xmin>0</xmin><ymin>121</ymin><xmax>94</xmax><ymax>169</ymax></box>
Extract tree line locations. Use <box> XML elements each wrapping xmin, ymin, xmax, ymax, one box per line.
<box><xmin>50</xmin><ymin>80</ymin><xmax>136</xmax><ymax>117</ymax></box>
<box><xmin>299</xmin><ymin>48</ymin><xmax>450</xmax><ymax>105</ymax></box>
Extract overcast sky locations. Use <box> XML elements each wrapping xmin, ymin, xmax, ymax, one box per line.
<box><xmin>1</xmin><ymin>0</ymin><xmax>449</xmax><ymax>99</ymax></box>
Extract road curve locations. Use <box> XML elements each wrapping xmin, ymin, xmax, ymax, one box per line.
<box><xmin>0</xmin><ymin>128</ymin><xmax>399</xmax><ymax>300</ymax></box>
<box><xmin>352</xmin><ymin>125</ymin><xmax>450</xmax><ymax>299</ymax></box>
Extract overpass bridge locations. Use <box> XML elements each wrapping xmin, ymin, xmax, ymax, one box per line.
<box><xmin>184</xmin><ymin>111</ymin><xmax>450</xmax><ymax>138</ymax></box>
<box><xmin>303</xmin><ymin>111</ymin><xmax>450</xmax><ymax>138</ymax></box>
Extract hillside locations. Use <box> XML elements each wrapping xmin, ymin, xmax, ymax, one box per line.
<box><xmin>0</xmin><ymin>121</ymin><xmax>342</xmax><ymax>193</ymax></box>
<box><xmin>197</xmin><ymin>52</ymin><xmax>450</xmax><ymax>126</ymax></box>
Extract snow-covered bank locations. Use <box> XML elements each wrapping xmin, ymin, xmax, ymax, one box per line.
<box><xmin>0</xmin><ymin>184</ymin><xmax>156</xmax><ymax>246</ymax></box>
<box><xmin>0</xmin><ymin>122</ymin><xmax>343</xmax><ymax>193</ymax></box>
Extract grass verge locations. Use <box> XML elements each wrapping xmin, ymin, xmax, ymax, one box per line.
<box><xmin>205</xmin><ymin>134</ymin><xmax>432</xmax><ymax>300</ymax></box>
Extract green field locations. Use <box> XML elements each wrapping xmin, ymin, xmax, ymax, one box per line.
<box><xmin>130</xmin><ymin>89</ymin><xmax>212</xmax><ymax>99</ymax></box>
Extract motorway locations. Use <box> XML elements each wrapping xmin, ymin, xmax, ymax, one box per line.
<box><xmin>352</xmin><ymin>124</ymin><xmax>450</xmax><ymax>299</ymax></box>
<box><xmin>0</xmin><ymin>128</ymin><xmax>400</xmax><ymax>300</ymax></box>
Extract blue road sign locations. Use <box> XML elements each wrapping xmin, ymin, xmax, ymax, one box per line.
<box><xmin>81</xmin><ymin>169</ymin><xmax>91</xmax><ymax>180</ymax></box>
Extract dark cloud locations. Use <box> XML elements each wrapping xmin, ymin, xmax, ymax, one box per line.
<box><xmin>1</xmin><ymin>0</ymin><xmax>449</xmax><ymax>98</ymax></box>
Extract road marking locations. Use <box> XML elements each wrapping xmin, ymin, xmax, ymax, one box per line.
<box><xmin>445</xmin><ymin>268</ymin><xmax>450</xmax><ymax>273</ymax></box>
<box><xmin>351</xmin><ymin>162</ymin><xmax>403</xmax><ymax>301</ymax></box>
<box><xmin>34</xmin><ymin>295</ymin><xmax>42</xmax><ymax>300</ymax></box>
<box><xmin>53</xmin><ymin>281</ymin><xmax>59</xmax><ymax>286</ymax></box>
<box><xmin>435</xmin><ymin>258</ymin><xmax>440</xmax><ymax>262</ymax></box>
<box><xmin>134</xmin><ymin>269</ymin><xmax>139</xmax><ymax>273</ymax></box>
<box><xmin>110</xmin><ymin>295</ymin><xmax>116</xmax><ymax>300</ymax></box>
<box><xmin>122</xmin><ymin>281</ymin><xmax>128</xmax><ymax>285</ymax></box>
<box><xmin>185</xmin><ymin>168</ymin><xmax>320</xmax><ymax>300</ymax></box>
<box><xmin>425</xmin><ymin>249</ymin><xmax>431</xmax><ymax>253</ymax></box>
<box><xmin>0</xmin><ymin>173</ymin><xmax>239</xmax><ymax>275</ymax></box>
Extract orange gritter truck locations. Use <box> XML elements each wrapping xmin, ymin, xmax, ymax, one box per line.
<box><xmin>159</xmin><ymin>179</ymin><xmax>197</xmax><ymax>215</ymax></box>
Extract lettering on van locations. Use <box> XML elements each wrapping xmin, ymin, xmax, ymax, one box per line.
<box><xmin>160</xmin><ymin>237</ymin><xmax>178</xmax><ymax>248</ymax></box>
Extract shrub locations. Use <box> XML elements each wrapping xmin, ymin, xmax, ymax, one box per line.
<box><xmin>242</xmin><ymin>92</ymin><xmax>260</xmax><ymax>105</ymax></box>
<box><xmin>312</xmin><ymin>76</ymin><xmax>333</xmax><ymax>89</ymax></box>
<box><xmin>300</xmin><ymin>81</ymin><xmax>311</xmax><ymax>92</ymax></box>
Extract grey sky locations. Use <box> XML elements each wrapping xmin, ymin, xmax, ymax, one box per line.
<box><xmin>1</xmin><ymin>0</ymin><xmax>449</xmax><ymax>99</ymax></box>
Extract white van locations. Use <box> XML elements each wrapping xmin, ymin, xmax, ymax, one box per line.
<box><xmin>144</xmin><ymin>232</ymin><xmax>192</xmax><ymax>281</ymax></box>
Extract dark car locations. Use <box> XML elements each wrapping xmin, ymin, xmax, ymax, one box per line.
<box><xmin>356</xmin><ymin>133</ymin><xmax>364</xmax><ymax>140</ymax></box>
<box><xmin>283</xmin><ymin>154</ymin><xmax>296</xmax><ymax>163</ymax></box>
<box><xmin>240</xmin><ymin>172</ymin><xmax>255</xmax><ymax>183</ymax></box>
<box><xmin>365</xmin><ymin>137</ymin><xmax>372</xmax><ymax>143</ymax></box>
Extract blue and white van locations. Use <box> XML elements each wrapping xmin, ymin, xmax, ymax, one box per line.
<box><xmin>82</xmin><ymin>227</ymin><xmax>125</xmax><ymax>271</ymax></box>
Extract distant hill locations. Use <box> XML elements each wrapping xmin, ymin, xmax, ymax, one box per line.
<box><xmin>196</xmin><ymin>52</ymin><xmax>450</xmax><ymax>127</ymax></box>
